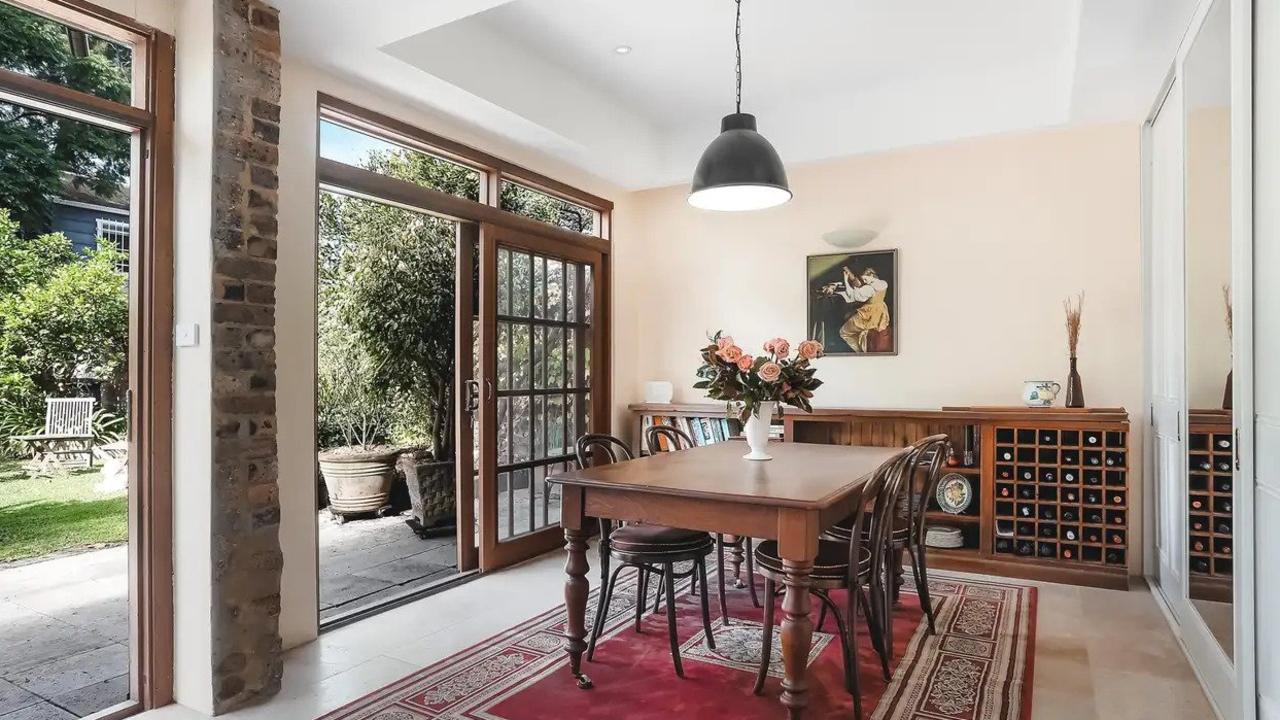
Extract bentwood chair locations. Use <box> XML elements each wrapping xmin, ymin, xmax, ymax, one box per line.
<box><xmin>577</xmin><ymin>433</ymin><xmax>717</xmax><ymax>678</ymax></box>
<box><xmin>644</xmin><ymin>424</ymin><xmax>761</xmax><ymax>623</ymax></box>
<box><xmin>751</xmin><ymin>447</ymin><xmax>914</xmax><ymax>720</ymax></box>
<box><xmin>822</xmin><ymin>434</ymin><xmax>950</xmax><ymax>650</ymax></box>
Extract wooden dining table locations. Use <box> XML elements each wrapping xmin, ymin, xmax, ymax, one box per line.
<box><xmin>548</xmin><ymin>440</ymin><xmax>900</xmax><ymax>719</ymax></box>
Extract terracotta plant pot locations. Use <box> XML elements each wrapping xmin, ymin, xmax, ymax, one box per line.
<box><xmin>318</xmin><ymin>446</ymin><xmax>400</xmax><ymax>521</ymax></box>
<box><xmin>397</xmin><ymin>451</ymin><xmax>456</xmax><ymax>537</ymax></box>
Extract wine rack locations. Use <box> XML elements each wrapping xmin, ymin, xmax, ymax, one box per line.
<box><xmin>1189</xmin><ymin>410</ymin><xmax>1233</xmax><ymax>602</ymax></box>
<box><xmin>992</xmin><ymin>425</ymin><xmax>1128</xmax><ymax>569</ymax></box>
<box><xmin>632</xmin><ymin>403</ymin><xmax>1134</xmax><ymax>590</ymax></box>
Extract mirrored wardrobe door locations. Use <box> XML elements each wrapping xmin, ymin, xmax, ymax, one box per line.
<box><xmin>1183</xmin><ymin>0</ymin><xmax>1233</xmax><ymax>664</ymax></box>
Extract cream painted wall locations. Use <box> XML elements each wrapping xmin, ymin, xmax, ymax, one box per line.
<box><xmin>273</xmin><ymin>59</ymin><xmax>635</xmax><ymax>648</ymax></box>
<box><xmin>612</xmin><ymin>124</ymin><xmax>1147</xmax><ymax>571</ymax></box>
<box><xmin>170</xmin><ymin>0</ymin><xmax>214</xmax><ymax>713</ymax></box>
<box><xmin>91</xmin><ymin>0</ymin><xmax>174</xmax><ymax>34</ymax></box>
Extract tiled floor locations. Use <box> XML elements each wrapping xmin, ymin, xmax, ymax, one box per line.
<box><xmin>0</xmin><ymin>546</ymin><xmax>130</xmax><ymax>720</ymax></box>
<box><xmin>134</xmin><ymin>547</ymin><xmax>1217</xmax><ymax>720</ymax></box>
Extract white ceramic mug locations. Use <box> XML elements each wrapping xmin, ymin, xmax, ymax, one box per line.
<box><xmin>1022</xmin><ymin>380</ymin><xmax>1061</xmax><ymax>407</ymax></box>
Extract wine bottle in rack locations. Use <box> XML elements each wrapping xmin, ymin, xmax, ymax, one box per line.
<box><xmin>1063</xmin><ymin>471</ymin><xmax>1076</xmax><ymax>483</ymax></box>
<box><xmin>1111</xmin><ymin>493</ymin><xmax>1125</xmax><ymax>505</ymax></box>
<box><xmin>1192</xmin><ymin>538</ymin><xmax>1207</xmax><ymax>552</ymax></box>
<box><xmin>1191</xmin><ymin>518</ymin><xmax>1207</xmax><ymax>531</ymax></box>
<box><xmin>1190</xmin><ymin>497</ymin><xmax>1205</xmax><ymax>510</ymax></box>
<box><xmin>1105</xmin><ymin>550</ymin><xmax>1122</xmax><ymax>564</ymax></box>
<box><xmin>1062</xmin><ymin>547</ymin><xmax>1074</xmax><ymax>560</ymax></box>
<box><xmin>1064</xmin><ymin>528</ymin><xmax>1077</xmax><ymax>541</ymax></box>
<box><xmin>1191</xmin><ymin>558</ymin><xmax>1211</xmax><ymax>573</ymax></box>
<box><xmin>1061</xmin><ymin>508</ymin><xmax>1077</xmax><ymax>522</ymax></box>
<box><xmin>1216</xmin><ymin>520</ymin><xmax>1232</xmax><ymax>533</ymax></box>
<box><xmin>1219</xmin><ymin>542</ymin><xmax>1232</xmax><ymax>555</ymax></box>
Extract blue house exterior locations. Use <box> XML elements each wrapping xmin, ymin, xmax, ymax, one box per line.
<box><xmin>49</xmin><ymin>198</ymin><xmax>130</xmax><ymax>255</ymax></box>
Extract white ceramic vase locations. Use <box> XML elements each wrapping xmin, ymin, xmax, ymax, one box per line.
<box><xmin>743</xmin><ymin>401</ymin><xmax>776</xmax><ymax>461</ymax></box>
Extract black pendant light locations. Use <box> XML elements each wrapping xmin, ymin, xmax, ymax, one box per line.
<box><xmin>689</xmin><ymin>0</ymin><xmax>791</xmax><ymax>211</ymax></box>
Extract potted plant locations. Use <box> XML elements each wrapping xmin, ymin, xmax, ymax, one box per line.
<box><xmin>335</xmin><ymin>200</ymin><xmax>459</xmax><ymax>535</ymax></box>
<box><xmin>694</xmin><ymin>332</ymin><xmax>824</xmax><ymax>460</ymax></box>
<box><xmin>316</xmin><ymin>325</ymin><xmax>398</xmax><ymax>522</ymax></box>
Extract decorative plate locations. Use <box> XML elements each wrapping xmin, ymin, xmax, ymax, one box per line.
<box><xmin>935</xmin><ymin>473</ymin><xmax>973</xmax><ymax>515</ymax></box>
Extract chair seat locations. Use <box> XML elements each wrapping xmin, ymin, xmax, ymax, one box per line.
<box><xmin>753</xmin><ymin>539</ymin><xmax>871</xmax><ymax>581</ymax></box>
<box><xmin>608</xmin><ymin>524</ymin><xmax>711</xmax><ymax>555</ymax></box>
<box><xmin>826</xmin><ymin>517</ymin><xmax>909</xmax><ymax>544</ymax></box>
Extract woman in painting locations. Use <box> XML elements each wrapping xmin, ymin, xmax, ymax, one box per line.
<box><xmin>828</xmin><ymin>265</ymin><xmax>891</xmax><ymax>352</ymax></box>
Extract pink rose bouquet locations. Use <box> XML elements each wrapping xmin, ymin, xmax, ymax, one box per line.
<box><xmin>695</xmin><ymin>331</ymin><xmax>825</xmax><ymax>421</ymax></box>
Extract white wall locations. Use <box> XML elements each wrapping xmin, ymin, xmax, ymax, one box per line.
<box><xmin>170</xmin><ymin>0</ymin><xmax>214</xmax><ymax>713</ymax></box>
<box><xmin>273</xmin><ymin>58</ymin><xmax>634</xmax><ymax>648</ymax></box>
<box><xmin>612</xmin><ymin>123</ymin><xmax>1147</xmax><ymax>571</ymax></box>
<box><xmin>92</xmin><ymin>0</ymin><xmax>175</xmax><ymax>34</ymax></box>
<box><xmin>1252</xmin><ymin>0</ymin><xmax>1280</xmax><ymax>716</ymax></box>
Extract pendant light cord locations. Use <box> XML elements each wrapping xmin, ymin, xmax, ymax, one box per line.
<box><xmin>735</xmin><ymin>0</ymin><xmax>742</xmax><ymax>114</ymax></box>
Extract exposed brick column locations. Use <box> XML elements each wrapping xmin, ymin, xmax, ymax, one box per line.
<box><xmin>210</xmin><ymin>0</ymin><xmax>284</xmax><ymax>711</ymax></box>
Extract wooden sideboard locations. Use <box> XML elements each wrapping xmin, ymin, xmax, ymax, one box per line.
<box><xmin>628</xmin><ymin>403</ymin><xmax>1133</xmax><ymax>590</ymax></box>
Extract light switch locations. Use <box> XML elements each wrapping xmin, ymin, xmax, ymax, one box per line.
<box><xmin>175</xmin><ymin>323</ymin><xmax>200</xmax><ymax>348</ymax></box>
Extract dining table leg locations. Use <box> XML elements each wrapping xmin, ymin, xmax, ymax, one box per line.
<box><xmin>779</xmin><ymin>557</ymin><xmax>815</xmax><ymax>719</ymax></box>
<box><xmin>563</xmin><ymin>525</ymin><xmax>593</xmax><ymax>690</ymax></box>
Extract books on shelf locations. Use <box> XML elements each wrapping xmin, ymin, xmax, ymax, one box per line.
<box><xmin>639</xmin><ymin>412</ymin><xmax>746</xmax><ymax>452</ymax></box>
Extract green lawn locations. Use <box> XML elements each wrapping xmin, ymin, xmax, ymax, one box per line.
<box><xmin>0</xmin><ymin>458</ymin><xmax>127</xmax><ymax>563</ymax></box>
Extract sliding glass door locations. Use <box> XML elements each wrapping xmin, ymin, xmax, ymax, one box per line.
<box><xmin>477</xmin><ymin>224</ymin><xmax>606</xmax><ymax>570</ymax></box>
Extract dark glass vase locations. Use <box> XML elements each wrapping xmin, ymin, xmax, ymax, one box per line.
<box><xmin>1065</xmin><ymin>356</ymin><xmax>1085</xmax><ymax>408</ymax></box>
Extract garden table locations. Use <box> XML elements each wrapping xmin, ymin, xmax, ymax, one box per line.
<box><xmin>548</xmin><ymin>440</ymin><xmax>899</xmax><ymax>719</ymax></box>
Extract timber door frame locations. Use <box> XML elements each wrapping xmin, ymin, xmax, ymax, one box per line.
<box><xmin>316</xmin><ymin>97</ymin><xmax>613</xmax><ymax>575</ymax></box>
<box><xmin>476</xmin><ymin>223</ymin><xmax>609</xmax><ymax>571</ymax></box>
<box><xmin>0</xmin><ymin>1</ymin><xmax>176</xmax><ymax>715</ymax></box>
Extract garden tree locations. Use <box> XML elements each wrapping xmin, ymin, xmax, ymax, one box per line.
<box><xmin>0</xmin><ymin>219</ymin><xmax>128</xmax><ymax>419</ymax></box>
<box><xmin>0</xmin><ymin>208</ymin><xmax>74</xmax><ymax>297</ymax></box>
<box><xmin>0</xmin><ymin>3</ymin><xmax>132</xmax><ymax>234</ymax></box>
<box><xmin>319</xmin><ymin>185</ymin><xmax>456</xmax><ymax>459</ymax></box>
<box><xmin>499</xmin><ymin>181</ymin><xmax>594</xmax><ymax>235</ymax></box>
<box><xmin>315</xmin><ymin>142</ymin><xmax>595</xmax><ymax>459</ymax></box>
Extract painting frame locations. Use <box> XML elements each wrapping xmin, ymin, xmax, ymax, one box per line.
<box><xmin>806</xmin><ymin>248</ymin><xmax>899</xmax><ymax>357</ymax></box>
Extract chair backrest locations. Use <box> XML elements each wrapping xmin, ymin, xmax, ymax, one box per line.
<box><xmin>848</xmin><ymin>446</ymin><xmax>914</xmax><ymax>578</ymax></box>
<box><xmin>46</xmin><ymin>397</ymin><xmax>95</xmax><ymax>436</ymax></box>
<box><xmin>905</xmin><ymin>434</ymin><xmax>952</xmax><ymax>547</ymax></box>
<box><xmin>645</xmin><ymin>424</ymin><xmax>694</xmax><ymax>454</ymax></box>
<box><xmin>575</xmin><ymin>433</ymin><xmax>634</xmax><ymax>469</ymax></box>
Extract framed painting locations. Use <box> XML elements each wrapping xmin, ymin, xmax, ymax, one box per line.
<box><xmin>806</xmin><ymin>249</ymin><xmax>898</xmax><ymax>356</ymax></box>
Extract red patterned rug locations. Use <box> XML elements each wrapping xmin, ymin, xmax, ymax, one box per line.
<box><xmin>317</xmin><ymin>568</ymin><xmax>1036</xmax><ymax>720</ymax></box>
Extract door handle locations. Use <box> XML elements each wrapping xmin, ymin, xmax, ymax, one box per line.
<box><xmin>463</xmin><ymin>379</ymin><xmax>480</xmax><ymax>413</ymax></box>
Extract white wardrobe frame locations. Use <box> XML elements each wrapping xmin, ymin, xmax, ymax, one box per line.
<box><xmin>1141</xmin><ymin>0</ymin><xmax>1255</xmax><ymax>718</ymax></box>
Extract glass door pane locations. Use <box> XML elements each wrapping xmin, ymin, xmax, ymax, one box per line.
<box><xmin>478</xmin><ymin>224</ymin><xmax>602</xmax><ymax>570</ymax></box>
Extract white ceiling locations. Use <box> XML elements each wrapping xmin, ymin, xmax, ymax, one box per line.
<box><xmin>273</xmin><ymin>0</ymin><xmax>1199</xmax><ymax>190</ymax></box>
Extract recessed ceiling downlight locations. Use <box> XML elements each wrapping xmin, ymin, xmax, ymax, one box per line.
<box><xmin>614</xmin><ymin>45</ymin><xmax>632</xmax><ymax>54</ymax></box>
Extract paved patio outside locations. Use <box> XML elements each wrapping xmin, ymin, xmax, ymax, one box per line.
<box><xmin>0</xmin><ymin>545</ymin><xmax>129</xmax><ymax>720</ymax></box>
<box><xmin>0</xmin><ymin>508</ymin><xmax>460</xmax><ymax>719</ymax></box>
<box><xmin>318</xmin><ymin>509</ymin><xmax>459</xmax><ymax>622</ymax></box>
